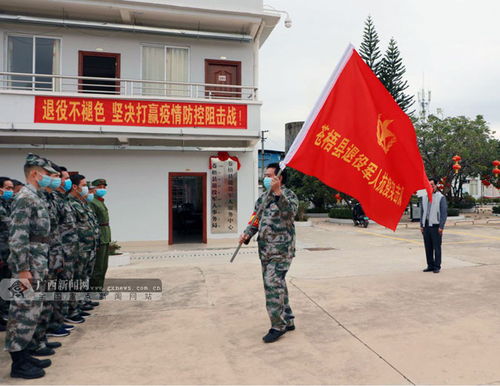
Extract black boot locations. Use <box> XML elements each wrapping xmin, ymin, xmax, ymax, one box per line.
<box><xmin>45</xmin><ymin>341</ymin><xmax>62</xmax><ymax>349</ymax></box>
<box><xmin>29</xmin><ymin>346</ymin><xmax>55</xmax><ymax>356</ymax></box>
<box><xmin>10</xmin><ymin>351</ymin><xmax>45</xmax><ymax>379</ymax></box>
<box><xmin>23</xmin><ymin>351</ymin><xmax>52</xmax><ymax>369</ymax></box>
<box><xmin>262</xmin><ymin>328</ymin><xmax>287</xmax><ymax>343</ymax></box>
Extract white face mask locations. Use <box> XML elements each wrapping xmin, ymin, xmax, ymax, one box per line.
<box><xmin>79</xmin><ymin>186</ymin><xmax>89</xmax><ymax>197</ymax></box>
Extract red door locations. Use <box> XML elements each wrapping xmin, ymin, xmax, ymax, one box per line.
<box><xmin>169</xmin><ymin>173</ymin><xmax>207</xmax><ymax>244</ymax></box>
<box><xmin>205</xmin><ymin>59</ymin><xmax>241</xmax><ymax>98</ymax></box>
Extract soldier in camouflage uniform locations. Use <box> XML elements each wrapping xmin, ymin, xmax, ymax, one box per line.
<box><xmin>240</xmin><ymin>163</ymin><xmax>298</xmax><ymax>343</ymax></box>
<box><xmin>84</xmin><ymin>185</ymin><xmax>100</xmax><ymax>295</ymax></box>
<box><xmin>5</xmin><ymin>154</ymin><xmax>57</xmax><ymax>379</ymax></box>
<box><xmin>66</xmin><ymin>174</ymin><xmax>94</xmax><ymax>322</ymax></box>
<box><xmin>0</xmin><ymin>177</ymin><xmax>14</xmax><ymax>328</ymax></box>
<box><xmin>28</xmin><ymin>165</ymin><xmax>67</xmax><ymax>354</ymax></box>
<box><xmin>53</xmin><ymin>166</ymin><xmax>79</xmax><ymax>322</ymax></box>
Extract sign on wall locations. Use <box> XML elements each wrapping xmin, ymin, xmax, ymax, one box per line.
<box><xmin>34</xmin><ymin>96</ymin><xmax>247</xmax><ymax>129</ymax></box>
<box><xmin>210</xmin><ymin>157</ymin><xmax>238</xmax><ymax>234</ymax></box>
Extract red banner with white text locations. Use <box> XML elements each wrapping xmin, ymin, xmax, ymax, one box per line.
<box><xmin>34</xmin><ymin>96</ymin><xmax>247</xmax><ymax>129</ymax></box>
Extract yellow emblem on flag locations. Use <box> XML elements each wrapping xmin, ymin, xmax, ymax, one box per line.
<box><xmin>376</xmin><ymin>114</ymin><xmax>397</xmax><ymax>154</ymax></box>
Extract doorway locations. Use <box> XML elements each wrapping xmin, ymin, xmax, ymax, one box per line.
<box><xmin>78</xmin><ymin>51</ymin><xmax>120</xmax><ymax>94</ymax></box>
<box><xmin>169</xmin><ymin>173</ymin><xmax>207</xmax><ymax>244</ymax></box>
<box><xmin>205</xmin><ymin>59</ymin><xmax>241</xmax><ymax>98</ymax></box>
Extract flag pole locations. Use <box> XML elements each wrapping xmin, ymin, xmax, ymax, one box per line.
<box><xmin>230</xmin><ymin>168</ymin><xmax>284</xmax><ymax>263</ymax></box>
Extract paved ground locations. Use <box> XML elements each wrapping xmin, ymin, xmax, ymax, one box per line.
<box><xmin>1</xmin><ymin>218</ymin><xmax>500</xmax><ymax>384</ymax></box>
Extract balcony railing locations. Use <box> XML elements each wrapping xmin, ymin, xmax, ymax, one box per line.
<box><xmin>0</xmin><ymin>72</ymin><xmax>258</xmax><ymax>101</ymax></box>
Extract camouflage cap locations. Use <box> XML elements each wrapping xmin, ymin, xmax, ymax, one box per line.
<box><xmin>25</xmin><ymin>153</ymin><xmax>57</xmax><ymax>174</ymax></box>
<box><xmin>91</xmin><ymin>178</ymin><xmax>107</xmax><ymax>186</ymax></box>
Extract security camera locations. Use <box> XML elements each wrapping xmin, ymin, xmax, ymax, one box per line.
<box><xmin>284</xmin><ymin>17</ymin><xmax>292</xmax><ymax>28</ymax></box>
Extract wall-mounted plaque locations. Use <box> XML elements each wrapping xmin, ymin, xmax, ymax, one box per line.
<box><xmin>210</xmin><ymin>157</ymin><xmax>238</xmax><ymax>234</ymax></box>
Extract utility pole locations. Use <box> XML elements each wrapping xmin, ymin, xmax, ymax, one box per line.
<box><xmin>260</xmin><ymin>129</ymin><xmax>269</xmax><ymax>181</ymax></box>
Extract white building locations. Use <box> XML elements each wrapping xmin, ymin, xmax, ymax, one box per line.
<box><xmin>0</xmin><ymin>0</ymin><xmax>281</xmax><ymax>244</ymax></box>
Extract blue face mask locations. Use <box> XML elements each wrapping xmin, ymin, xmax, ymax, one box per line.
<box><xmin>95</xmin><ymin>189</ymin><xmax>107</xmax><ymax>198</ymax></box>
<box><xmin>79</xmin><ymin>186</ymin><xmax>89</xmax><ymax>197</ymax></box>
<box><xmin>1</xmin><ymin>190</ymin><xmax>13</xmax><ymax>200</ymax></box>
<box><xmin>63</xmin><ymin>179</ymin><xmax>72</xmax><ymax>192</ymax></box>
<box><xmin>49</xmin><ymin>177</ymin><xmax>61</xmax><ymax>189</ymax></box>
<box><xmin>85</xmin><ymin>193</ymin><xmax>94</xmax><ymax>202</ymax></box>
<box><xmin>263</xmin><ymin>177</ymin><xmax>272</xmax><ymax>190</ymax></box>
<box><xmin>38</xmin><ymin>173</ymin><xmax>52</xmax><ymax>188</ymax></box>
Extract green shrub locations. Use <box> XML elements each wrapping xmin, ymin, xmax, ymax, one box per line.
<box><xmin>447</xmin><ymin>208</ymin><xmax>460</xmax><ymax>217</ymax></box>
<box><xmin>450</xmin><ymin>194</ymin><xmax>476</xmax><ymax>209</ymax></box>
<box><xmin>295</xmin><ymin>201</ymin><xmax>309</xmax><ymax>221</ymax></box>
<box><xmin>328</xmin><ymin>208</ymin><xmax>352</xmax><ymax>219</ymax></box>
<box><xmin>306</xmin><ymin>207</ymin><xmax>328</xmax><ymax>213</ymax></box>
<box><xmin>493</xmin><ymin>206</ymin><xmax>500</xmax><ymax>214</ymax></box>
<box><xmin>108</xmin><ymin>241</ymin><xmax>122</xmax><ymax>255</ymax></box>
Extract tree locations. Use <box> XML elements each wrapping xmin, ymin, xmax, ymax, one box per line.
<box><xmin>415</xmin><ymin>114</ymin><xmax>499</xmax><ymax>200</ymax></box>
<box><xmin>287</xmin><ymin>169</ymin><xmax>338</xmax><ymax>211</ymax></box>
<box><xmin>358</xmin><ymin>18</ymin><xmax>415</xmax><ymax>114</ymax></box>
<box><xmin>359</xmin><ymin>16</ymin><xmax>382</xmax><ymax>74</ymax></box>
<box><xmin>378</xmin><ymin>38</ymin><xmax>415</xmax><ymax>114</ymax></box>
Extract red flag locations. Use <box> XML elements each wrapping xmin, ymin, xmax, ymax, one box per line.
<box><xmin>282</xmin><ymin>45</ymin><xmax>431</xmax><ymax>230</ymax></box>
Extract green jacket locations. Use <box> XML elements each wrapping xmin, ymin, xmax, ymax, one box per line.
<box><xmin>8</xmin><ymin>184</ymin><xmax>50</xmax><ymax>274</ymax></box>
<box><xmin>68</xmin><ymin>196</ymin><xmax>95</xmax><ymax>253</ymax></box>
<box><xmin>244</xmin><ymin>186</ymin><xmax>298</xmax><ymax>261</ymax></box>
<box><xmin>90</xmin><ymin>198</ymin><xmax>111</xmax><ymax>244</ymax></box>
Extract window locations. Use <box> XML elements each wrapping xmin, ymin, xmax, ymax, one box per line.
<box><xmin>7</xmin><ymin>35</ymin><xmax>60</xmax><ymax>90</ymax></box>
<box><xmin>142</xmin><ymin>45</ymin><xmax>189</xmax><ymax>96</ymax></box>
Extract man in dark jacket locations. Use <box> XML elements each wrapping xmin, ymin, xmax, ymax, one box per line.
<box><xmin>420</xmin><ymin>178</ymin><xmax>448</xmax><ymax>273</ymax></box>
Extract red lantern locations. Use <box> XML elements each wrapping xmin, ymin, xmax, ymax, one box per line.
<box><xmin>452</xmin><ymin>164</ymin><xmax>461</xmax><ymax>173</ymax></box>
<box><xmin>452</xmin><ymin>155</ymin><xmax>461</xmax><ymax>174</ymax></box>
<box><xmin>335</xmin><ymin>193</ymin><xmax>342</xmax><ymax>204</ymax></box>
<box><xmin>493</xmin><ymin>160</ymin><xmax>500</xmax><ymax>180</ymax></box>
<box><xmin>482</xmin><ymin>179</ymin><xmax>491</xmax><ymax>187</ymax></box>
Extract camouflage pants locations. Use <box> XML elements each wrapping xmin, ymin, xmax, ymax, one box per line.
<box><xmin>261</xmin><ymin>257</ymin><xmax>294</xmax><ymax>331</ymax></box>
<box><xmin>84</xmin><ymin>248</ymin><xmax>97</xmax><ymax>283</ymax></box>
<box><xmin>5</xmin><ymin>270</ymin><xmax>47</xmax><ymax>352</ymax></box>
<box><xmin>60</xmin><ymin>260</ymin><xmax>74</xmax><ymax>318</ymax></box>
<box><xmin>30</xmin><ymin>295</ymin><xmax>52</xmax><ymax>350</ymax></box>
<box><xmin>69</xmin><ymin>250</ymin><xmax>91</xmax><ymax>316</ymax></box>
<box><xmin>0</xmin><ymin>261</ymin><xmax>11</xmax><ymax>316</ymax></box>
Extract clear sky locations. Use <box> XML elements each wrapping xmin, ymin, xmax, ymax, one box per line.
<box><xmin>259</xmin><ymin>0</ymin><xmax>500</xmax><ymax>151</ymax></box>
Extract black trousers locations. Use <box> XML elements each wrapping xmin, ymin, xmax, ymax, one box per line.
<box><xmin>423</xmin><ymin>225</ymin><xmax>442</xmax><ymax>269</ymax></box>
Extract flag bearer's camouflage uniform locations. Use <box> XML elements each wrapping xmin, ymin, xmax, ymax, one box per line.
<box><xmin>244</xmin><ymin>186</ymin><xmax>298</xmax><ymax>332</ymax></box>
<box><xmin>5</xmin><ymin>183</ymin><xmax>50</xmax><ymax>352</ymax></box>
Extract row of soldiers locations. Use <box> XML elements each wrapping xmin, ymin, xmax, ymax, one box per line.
<box><xmin>0</xmin><ymin>154</ymin><xmax>111</xmax><ymax>379</ymax></box>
